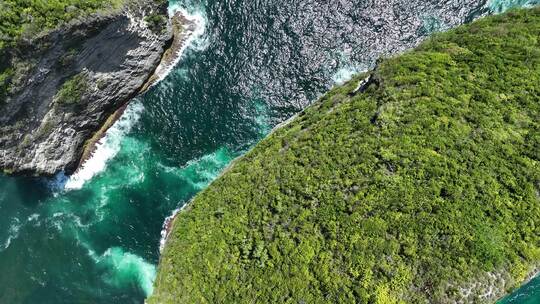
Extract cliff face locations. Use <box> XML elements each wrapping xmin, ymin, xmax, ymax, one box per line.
<box><xmin>0</xmin><ymin>0</ymin><xmax>172</xmax><ymax>175</ymax></box>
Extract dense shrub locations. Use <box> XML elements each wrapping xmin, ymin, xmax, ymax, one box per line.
<box><xmin>54</xmin><ymin>73</ymin><xmax>88</xmax><ymax>105</ymax></box>
<box><xmin>150</xmin><ymin>7</ymin><xmax>540</xmax><ymax>304</ymax></box>
<box><xmin>145</xmin><ymin>14</ymin><xmax>167</xmax><ymax>33</ymax></box>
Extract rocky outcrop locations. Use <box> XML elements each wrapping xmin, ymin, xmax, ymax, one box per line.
<box><xmin>0</xmin><ymin>0</ymin><xmax>172</xmax><ymax>175</ymax></box>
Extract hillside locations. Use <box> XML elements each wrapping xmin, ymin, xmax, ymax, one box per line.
<box><xmin>0</xmin><ymin>0</ymin><xmax>172</xmax><ymax>175</ymax></box>
<box><xmin>150</xmin><ymin>7</ymin><xmax>540</xmax><ymax>304</ymax></box>
<box><xmin>0</xmin><ymin>0</ymin><xmax>128</xmax><ymax>97</ymax></box>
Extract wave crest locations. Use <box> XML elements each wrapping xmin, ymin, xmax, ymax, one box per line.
<box><xmin>64</xmin><ymin>101</ymin><xmax>144</xmax><ymax>190</ymax></box>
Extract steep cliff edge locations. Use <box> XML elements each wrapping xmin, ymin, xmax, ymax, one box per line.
<box><xmin>0</xmin><ymin>0</ymin><xmax>172</xmax><ymax>175</ymax></box>
<box><xmin>151</xmin><ymin>7</ymin><xmax>540</xmax><ymax>304</ymax></box>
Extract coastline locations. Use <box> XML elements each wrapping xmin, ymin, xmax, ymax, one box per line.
<box><xmin>150</xmin><ymin>7</ymin><xmax>540</xmax><ymax>303</ymax></box>
<box><xmin>1</xmin><ymin>0</ymin><xmax>173</xmax><ymax>176</ymax></box>
<box><xmin>75</xmin><ymin>11</ymin><xmax>198</xmax><ymax>174</ymax></box>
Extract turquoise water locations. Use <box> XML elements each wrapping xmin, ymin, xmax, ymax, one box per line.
<box><xmin>0</xmin><ymin>0</ymin><xmax>539</xmax><ymax>303</ymax></box>
<box><xmin>500</xmin><ymin>276</ymin><xmax>540</xmax><ymax>304</ymax></box>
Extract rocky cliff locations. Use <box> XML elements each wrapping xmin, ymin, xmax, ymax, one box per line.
<box><xmin>0</xmin><ymin>0</ymin><xmax>172</xmax><ymax>175</ymax></box>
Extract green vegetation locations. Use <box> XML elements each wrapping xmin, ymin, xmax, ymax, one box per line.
<box><xmin>0</xmin><ymin>0</ymin><xmax>124</xmax><ymax>103</ymax></box>
<box><xmin>54</xmin><ymin>73</ymin><xmax>89</xmax><ymax>105</ymax></box>
<box><xmin>59</xmin><ymin>48</ymin><xmax>78</xmax><ymax>67</ymax></box>
<box><xmin>150</xmin><ymin>7</ymin><xmax>540</xmax><ymax>304</ymax></box>
<box><xmin>0</xmin><ymin>0</ymin><xmax>124</xmax><ymax>49</ymax></box>
<box><xmin>145</xmin><ymin>14</ymin><xmax>167</xmax><ymax>33</ymax></box>
<box><xmin>0</xmin><ymin>68</ymin><xmax>13</xmax><ymax>101</ymax></box>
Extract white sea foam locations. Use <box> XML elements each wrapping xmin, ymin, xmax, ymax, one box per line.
<box><xmin>157</xmin><ymin>147</ymin><xmax>234</xmax><ymax>252</ymax></box>
<box><xmin>64</xmin><ymin>101</ymin><xmax>144</xmax><ymax>190</ymax></box>
<box><xmin>168</xmin><ymin>4</ymin><xmax>208</xmax><ymax>46</ymax></box>
<box><xmin>0</xmin><ymin>218</ymin><xmax>21</xmax><ymax>252</ymax></box>
<box><xmin>332</xmin><ymin>66</ymin><xmax>361</xmax><ymax>85</ymax></box>
<box><xmin>27</xmin><ymin>213</ymin><xmax>40</xmax><ymax>222</ymax></box>
<box><xmin>488</xmin><ymin>0</ymin><xmax>540</xmax><ymax>13</ymax></box>
<box><xmin>0</xmin><ymin>214</ymin><xmax>49</xmax><ymax>251</ymax></box>
<box><xmin>50</xmin><ymin>212</ymin><xmax>91</xmax><ymax>232</ymax></box>
<box><xmin>150</xmin><ymin>6</ymin><xmax>207</xmax><ymax>84</ymax></box>
<box><xmin>159</xmin><ymin>206</ymin><xmax>184</xmax><ymax>252</ymax></box>
<box><xmin>62</xmin><ymin>8</ymin><xmax>206</xmax><ymax>191</ymax></box>
<box><xmin>87</xmin><ymin>246</ymin><xmax>157</xmax><ymax>296</ymax></box>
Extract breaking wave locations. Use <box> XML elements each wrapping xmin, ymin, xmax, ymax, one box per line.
<box><xmin>169</xmin><ymin>3</ymin><xmax>209</xmax><ymax>52</ymax></box>
<box><xmin>332</xmin><ymin>66</ymin><xmax>362</xmax><ymax>85</ymax></box>
<box><xmin>62</xmin><ymin>7</ymin><xmax>206</xmax><ymax>192</ymax></box>
<box><xmin>88</xmin><ymin>246</ymin><xmax>156</xmax><ymax>296</ymax></box>
<box><xmin>64</xmin><ymin>101</ymin><xmax>144</xmax><ymax>190</ymax></box>
<box><xmin>150</xmin><ymin>7</ymin><xmax>206</xmax><ymax>84</ymax></box>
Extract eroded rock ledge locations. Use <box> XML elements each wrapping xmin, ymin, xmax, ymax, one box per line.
<box><xmin>0</xmin><ymin>0</ymin><xmax>172</xmax><ymax>176</ymax></box>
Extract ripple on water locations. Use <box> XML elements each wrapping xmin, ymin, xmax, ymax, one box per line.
<box><xmin>488</xmin><ymin>0</ymin><xmax>540</xmax><ymax>13</ymax></box>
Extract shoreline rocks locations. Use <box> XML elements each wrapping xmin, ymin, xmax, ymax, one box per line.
<box><xmin>75</xmin><ymin>11</ymin><xmax>198</xmax><ymax>174</ymax></box>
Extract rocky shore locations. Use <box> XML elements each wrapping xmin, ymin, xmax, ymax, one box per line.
<box><xmin>0</xmin><ymin>0</ymin><xmax>175</xmax><ymax>176</ymax></box>
<box><xmin>76</xmin><ymin>11</ymin><xmax>199</xmax><ymax>173</ymax></box>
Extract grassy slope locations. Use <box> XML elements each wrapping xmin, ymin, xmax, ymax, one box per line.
<box><xmin>150</xmin><ymin>8</ymin><xmax>540</xmax><ymax>304</ymax></box>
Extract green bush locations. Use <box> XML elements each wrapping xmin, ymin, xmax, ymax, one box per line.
<box><xmin>145</xmin><ymin>14</ymin><xmax>167</xmax><ymax>33</ymax></box>
<box><xmin>55</xmin><ymin>73</ymin><xmax>88</xmax><ymax>105</ymax></box>
<box><xmin>0</xmin><ymin>0</ymin><xmax>125</xmax><ymax>101</ymax></box>
<box><xmin>150</xmin><ymin>7</ymin><xmax>540</xmax><ymax>304</ymax></box>
<box><xmin>0</xmin><ymin>68</ymin><xmax>13</xmax><ymax>101</ymax></box>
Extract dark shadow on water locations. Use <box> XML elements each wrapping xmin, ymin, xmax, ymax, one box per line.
<box><xmin>0</xmin><ymin>174</ymin><xmax>54</xmax><ymax>209</ymax></box>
